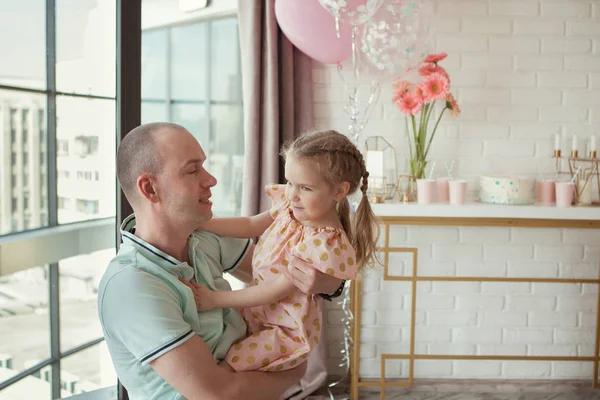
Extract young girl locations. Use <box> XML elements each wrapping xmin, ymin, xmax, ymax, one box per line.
<box><xmin>184</xmin><ymin>129</ymin><xmax>379</xmax><ymax>372</ymax></box>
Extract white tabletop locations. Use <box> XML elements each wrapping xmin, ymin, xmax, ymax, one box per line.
<box><xmin>371</xmin><ymin>201</ymin><xmax>600</xmax><ymax>220</ymax></box>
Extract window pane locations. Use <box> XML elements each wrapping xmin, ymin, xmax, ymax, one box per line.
<box><xmin>56</xmin><ymin>96</ymin><xmax>116</xmax><ymax>225</ymax></box>
<box><xmin>0</xmin><ymin>266</ymin><xmax>50</xmax><ymax>384</ymax></box>
<box><xmin>171</xmin><ymin>23</ymin><xmax>207</xmax><ymax>101</ymax></box>
<box><xmin>59</xmin><ymin>249</ymin><xmax>114</xmax><ymax>355</ymax></box>
<box><xmin>141</xmin><ymin>101</ymin><xmax>168</xmax><ymax>124</ymax></box>
<box><xmin>56</xmin><ymin>0</ymin><xmax>116</xmax><ymax>97</ymax></box>
<box><xmin>141</xmin><ymin>29</ymin><xmax>167</xmax><ymax>100</ymax></box>
<box><xmin>0</xmin><ymin>371</ymin><xmax>52</xmax><ymax>400</ymax></box>
<box><xmin>210</xmin><ymin>104</ymin><xmax>243</xmax><ymax>217</ymax></box>
<box><xmin>171</xmin><ymin>103</ymin><xmax>207</xmax><ymax>149</ymax></box>
<box><xmin>0</xmin><ymin>0</ymin><xmax>46</xmax><ymax>90</ymax></box>
<box><xmin>0</xmin><ymin>89</ymin><xmax>48</xmax><ymax>235</ymax></box>
<box><xmin>60</xmin><ymin>343</ymin><xmax>116</xmax><ymax>397</ymax></box>
<box><xmin>210</xmin><ymin>18</ymin><xmax>241</xmax><ymax>103</ymax></box>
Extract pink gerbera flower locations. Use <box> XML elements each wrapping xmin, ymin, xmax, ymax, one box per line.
<box><xmin>424</xmin><ymin>52</ymin><xmax>448</xmax><ymax>64</ymax></box>
<box><xmin>421</xmin><ymin>73</ymin><xmax>450</xmax><ymax>102</ymax></box>
<box><xmin>392</xmin><ymin>80</ymin><xmax>411</xmax><ymax>103</ymax></box>
<box><xmin>419</xmin><ymin>64</ymin><xmax>449</xmax><ymax>82</ymax></box>
<box><xmin>397</xmin><ymin>92</ymin><xmax>423</xmax><ymax>116</ymax></box>
<box><xmin>445</xmin><ymin>93</ymin><xmax>461</xmax><ymax>117</ymax></box>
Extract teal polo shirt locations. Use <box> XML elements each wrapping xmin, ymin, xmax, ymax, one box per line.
<box><xmin>98</xmin><ymin>214</ymin><xmax>251</xmax><ymax>400</ymax></box>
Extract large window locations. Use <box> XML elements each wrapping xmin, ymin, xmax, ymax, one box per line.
<box><xmin>0</xmin><ymin>0</ymin><xmax>117</xmax><ymax>398</ymax></box>
<box><xmin>141</xmin><ymin>16</ymin><xmax>244</xmax><ymax>217</ymax></box>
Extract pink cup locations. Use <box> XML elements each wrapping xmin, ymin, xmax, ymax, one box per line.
<box><xmin>537</xmin><ymin>180</ymin><xmax>555</xmax><ymax>205</ymax></box>
<box><xmin>449</xmin><ymin>180</ymin><xmax>467</xmax><ymax>205</ymax></box>
<box><xmin>437</xmin><ymin>178</ymin><xmax>450</xmax><ymax>203</ymax></box>
<box><xmin>416</xmin><ymin>179</ymin><xmax>436</xmax><ymax>204</ymax></box>
<box><xmin>555</xmin><ymin>182</ymin><xmax>575</xmax><ymax>207</ymax></box>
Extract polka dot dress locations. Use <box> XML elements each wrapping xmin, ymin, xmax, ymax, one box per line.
<box><xmin>224</xmin><ymin>184</ymin><xmax>357</xmax><ymax>372</ymax></box>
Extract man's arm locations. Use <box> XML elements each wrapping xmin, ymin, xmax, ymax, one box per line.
<box><xmin>198</xmin><ymin>211</ymin><xmax>273</xmax><ymax>238</ymax></box>
<box><xmin>150</xmin><ymin>335</ymin><xmax>306</xmax><ymax>400</ymax></box>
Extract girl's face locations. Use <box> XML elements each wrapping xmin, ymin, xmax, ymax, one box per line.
<box><xmin>284</xmin><ymin>154</ymin><xmax>348</xmax><ymax>227</ymax></box>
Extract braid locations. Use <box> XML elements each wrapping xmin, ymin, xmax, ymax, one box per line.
<box><xmin>343</xmin><ymin>143</ymin><xmax>369</xmax><ymax>195</ymax></box>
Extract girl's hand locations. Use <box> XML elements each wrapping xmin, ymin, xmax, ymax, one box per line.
<box><xmin>179</xmin><ymin>278</ymin><xmax>217</xmax><ymax>312</ymax></box>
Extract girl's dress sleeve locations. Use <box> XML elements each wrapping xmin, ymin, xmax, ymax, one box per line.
<box><xmin>290</xmin><ymin>229</ymin><xmax>357</xmax><ymax>281</ymax></box>
<box><xmin>264</xmin><ymin>183</ymin><xmax>288</xmax><ymax>219</ymax></box>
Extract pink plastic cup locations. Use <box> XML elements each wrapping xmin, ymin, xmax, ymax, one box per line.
<box><xmin>437</xmin><ymin>178</ymin><xmax>450</xmax><ymax>203</ymax></box>
<box><xmin>555</xmin><ymin>182</ymin><xmax>575</xmax><ymax>207</ymax></box>
<box><xmin>449</xmin><ymin>180</ymin><xmax>467</xmax><ymax>205</ymax></box>
<box><xmin>537</xmin><ymin>180</ymin><xmax>555</xmax><ymax>205</ymax></box>
<box><xmin>416</xmin><ymin>179</ymin><xmax>436</xmax><ymax>204</ymax></box>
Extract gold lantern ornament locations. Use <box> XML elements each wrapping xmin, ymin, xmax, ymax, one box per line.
<box><xmin>364</xmin><ymin>136</ymin><xmax>398</xmax><ymax>203</ymax></box>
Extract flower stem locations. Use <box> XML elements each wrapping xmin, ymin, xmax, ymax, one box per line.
<box><xmin>424</xmin><ymin>106</ymin><xmax>448</xmax><ymax>158</ymax></box>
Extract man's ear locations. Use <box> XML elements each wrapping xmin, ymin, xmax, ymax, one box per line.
<box><xmin>137</xmin><ymin>173</ymin><xmax>160</xmax><ymax>203</ymax></box>
<box><xmin>334</xmin><ymin>182</ymin><xmax>351</xmax><ymax>202</ymax></box>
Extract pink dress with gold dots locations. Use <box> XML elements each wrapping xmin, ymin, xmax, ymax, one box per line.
<box><xmin>224</xmin><ymin>184</ymin><xmax>357</xmax><ymax>372</ymax></box>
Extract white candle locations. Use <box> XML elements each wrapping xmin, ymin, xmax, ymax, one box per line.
<box><xmin>591</xmin><ymin>135</ymin><xmax>596</xmax><ymax>152</ymax></box>
<box><xmin>366</xmin><ymin>150</ymin><xmax>384</xmax><ymax>178</ymax></box>
<box><xmin>572</xmin><ymin>134</ymin><xmax>578</xmax><ymax>152</ymax></box>
<box><xmin>554</xmin><ymin>133</ymin><xmax>560</xmax><ymax>150</ymax></box>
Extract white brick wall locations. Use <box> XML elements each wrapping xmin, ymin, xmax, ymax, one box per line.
<box><xmin>317</xmin><ymin>0</ymin><xmax>600</xmax><ymax>380</ymax></box>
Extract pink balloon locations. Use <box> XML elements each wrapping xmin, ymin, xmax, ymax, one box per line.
<box><xmin>275</xmin><ymin>0</ymin><xmax>352</xmax><ymax>64</ymax></box>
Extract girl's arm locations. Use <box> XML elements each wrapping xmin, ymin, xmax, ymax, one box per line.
<box><xmin>182</xmin><ymin>276</ymin><xmax>295</xmax><ymax>311</ymax></box>
<box><xmin>197</xmin><ymin>211</ymin><xmax>273</xmax><ymax>239</ymax></box>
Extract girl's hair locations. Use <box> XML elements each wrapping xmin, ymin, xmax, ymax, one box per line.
<box><xmin>281</xmin><ymin>129</ymin><xmax>380</xmax><ymax>271</ymax></box>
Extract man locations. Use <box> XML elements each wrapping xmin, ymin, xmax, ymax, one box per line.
<box><xmin>98</xmin><ymin>122</ymin><xmax>344</xmax><ymax>400</ymax></box>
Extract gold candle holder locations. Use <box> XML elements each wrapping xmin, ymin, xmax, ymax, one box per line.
<box><xmin>571</xmin><ymin>150</ymin><xmax>578</xmax><ymax>158</ymax></box>
<box><xmin>553</xmin><ymin>150</ymin><xmax>561</xmax><ymax>157</ymax></box>
<box><xmin>591</xmin><ymin>151</ymin><xmax>597</xmax><ymax>159</ymax></box>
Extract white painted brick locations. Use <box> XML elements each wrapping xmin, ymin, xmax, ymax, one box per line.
<box><xmin>414</xmin><ymin>360</ymin><xmax>453</xmax><ymax>378</ymax></box>
<box><xmin>488</xmin><ymin>72</ymin><xmax>537</xmax><ymax>88</ymax></box>
<box><xmin>428</xmin><ymin>310</ymin><xmax>477</xmax><ymax>326</ymax></box>
<box><xmin>531</xmin><ymin>283</ymin><xmax>581</xmax><ymax>295</ymax></box>
<box><xmin>454</xmin><ymin>361</ymin><xmax>501</xmax><ymax>378</ymax></box>
<box><xmin>428</xmin><ymin>343</ymin><xmax>476</xmax><ymax>355</ymax></box>
<box><xmin>432</xmin><ymin>281</ymin><xmax>481</xmax><ymax>294</ymax></box>
<box><xmin>487</xmin><ymin>107</ymin><xmax>539</xmax><ymax>123</ymax></box>
<box><xmin>453</xmin><ymin>327</ymin><xmax>502</xmax><ymax>344</ymax></box>
<box><xmin>360</xmin><ymin>327</ymin><xmax>401</xmax><ymax>343</ymax></box>
<box><xmin>361</xmin><ymin>272</ymin><xmax>380</xmax><ymax>292</ymax></box>
<box><xmin>529</xmin><ymin>345</ymin><xmax>577</xmax><ymax>357</ymax></box>
<box><xmin>579</xmin><ymin>344</ymin><xmax>595</xmax><ymax>357</ymax></box>
<box><xmin>460</xmin><ymin>88</ymin><xmax>511</xmax><ymax>105</ymax></box>
<box><xmin>481</xmin><ymin>282</ymin><xmax>531</xmax><ymax>294</ymax></box>
<box><xmin>461</xmin><ymin>54</ymin><xmax>512</xmax><ymax>70</ymax></box>
<box><xmin>582</xmin><ymin>284</ymin><xmax>598</xmax><ymax>295</ymax></box>
<box><xmin>358</xmin><ymin>357</ymin><xmax>400</xmax><ymax>378</ymax></box>
<box><xmin>451</xmin><ymin>71</ymin><xmax>488</xmax><ymax>88</ymax></box>
<box><xmin>456</xmin><ymin>295</ymin><xmax>505</xmax><ymax>311</ymax></box>
<box><xmin>592</xmin><ymin>107</ymin><xmax>600</xmax><ymax>123</ymax></box>
<box><xmin>460</xmin><ymin>124</ymin><xmax>510</xmax><ymax>139</ymax></box>
<box><xmin>490</xmin><ymin>2</ymin><xmax>538</xmax><ymax>16</ymax></box>
<box><xmin>511</xmin><ymin>89</ymin><xmax>562</xmax><ymax>106</ymax></box>
<box><xmin>515</xmin><ymin>55</ymin><xmax>563</xmax><ymax>71</ymax></box>
<box><xmin>377</xmin><ymin>342</ymin><xmax>423</xmax><ymax>356</ymax></box>
<box><xmin>559</xmin><ymin>263</ymin><xmax>599</xmax><ymax>279</ymax></box>
<box><xmin>542</xmin><ymin>2</ymin><xmax>591</xmax><ymax>18</ymax></box>
<box><xmin>416</xmin><ymin>294</ymin><xmax>456</xmax><ymax>310</ymax></box>
<box><xmin>485</xmin><ymin>244</ymin><xmax>534</xmax><ymax>261</ymax></box>
<box><xmin>428</xmin><ymin>139</ymin><xmax>483</xmax><ymax>160</ymax></box>
<box><xmin>542</xmin><ymin>38</ymin><xmax>593</xmax><ymax>54</ymax></box>
<box><xmin>490</xmin><ymin>37</ymin><xmax>539</xmax><ymax>54</ymax></box>
<box><xmin>553</xmin><ymin>362</ymin><xmax>593</xmax><ymax>379</ymax></box>
<box><xmin>415</xmin><ymin>326</ymin><xmax>452</xmax><ymax>343</ymax></box>
<box><xmin>579</xmin><ymin>312</ymin><xmax>596</xmax><ymax>327</ymax></box>
<box><xmin>567</xmin><ymin>21</ymin><xmax>600</xmax><ymax>36</ymax></box>
<box><xmin>478</xmin><ymin>344</ymin><xmax>527</xmax><ymax>356</ymax></box>
<box><xmin>507</xmin><ymin>261</ymin><xmax>558</xmax><ymax>278</ymax></box>
<box><xmin>557</xmin><ymin>295</ymin><xmax>597</xmax><ymax>312</ymax></box>
<box><xmin>539</xmin><ymin>72</ymin><xmax>588</xmax><ymax>88</ymax></box>
<box><xmin>377</xmin><ymin>310</ymin><xmax>423</xmax><ymax>326</ymax></box>
<box><xmin>510</xmin><ymin>124</ymin><xmax>563</xmax><ymax>140</ymax></box>
<box><xmin>437</xmin><ymin>1</ymin><xmax>487</xmax><ymax>16</ymax></box>
<box><xmin>387</xmin><ymin>225</ymin><xmax>407</xmax><ymax>246</ymax></box>
<box><xmin>407</xmin><ymin>226</ymin><xmax>459</xmax><ymax>245</ymax></box>
<box><xmin>432</xmin><ymin>244</ymin><xmax>483</xmax><ymax>262</ymax></box>
<box><xmin>502</xmin><ymin>361</ymin><xmax>551</xmax><ymax>378</ymax></box>
<box><xmin>484</xmin><ymin>138</ymin><xmax>535</xmax><ymax>157</ymax></box>
<box><xmin>535</xmin><ymin>245</ymin><xmax>585</xmax><ymax>262</ymax></box>
<box><xmin>482</xmin><ymin>311</ymin><xmax>527</xmax><ymax>327</ymax></box>
<box><xmin>457</xmin><ymin>261</ymin><xmax>507</xmax><ymax>277</ymax></box>
<box><xmin>539</xmin><ymin>106</ymin><xmax>589</xmax><ymax>122</ymax></box>
<box><xmin>514</xmin><ymin>20</ymin><xmax>564</xmax><ymax>35</ymax></box>
<box><xmin>503</xmin><ymin>328</ymin><xmax>553</xmax><ymax>345</ymax></box>
<box><xmin>433</xmin><ymin>17</ymin><xmax>461</xmax><ymax>34</ymax></box>
<box><xmin>508</xmin><ymin>295</ymin><xmax>556</xmax><ymax>311</ymax></box>
<box><xmin>595</xmin><ymin>2</ymin><xmax>600</xmax><ymax>19</ymax></box>
<box><xmin>437</xmin><ymin>36</ymin><xmax>488</xmax><ymax>52</ymax></box>
<box><xmin>419</xmin><ymin>261</ymin><xmax>457</xmax><ymax>277</ymax></box>
<box><xmin>566</xmin><ymin>56</ymin><xmax>600</xmax><ymax>71</ymax></box>
<box><xmin>592</xmin><ymin>73</ymin><xmax>600</xmax><ymax>89</ymax></box>
<box><xmin>555</xmin><ymin>329</ymin><xmax>595</xmax><ymax>345</ymax></box>
<box><xmin>565</xmin><ymin>90</ymin><xmax>600</xmax><ymax>106</ymax></box>
<box><xmin>362</xmin><ymin>292</ymin><xmax>404</xmax><ymax>310</ymax></box>
<box><xmin>529</xmin><ymin>311</ymin><xmax>578</xmax><ymax>328</ymax></box>
<box><xmin>462</xmin><ymin>18</ymin><xmax>511</xmax><ymax>34</ymax></box>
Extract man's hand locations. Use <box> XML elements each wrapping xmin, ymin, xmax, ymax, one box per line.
<box><xmin>180</xmin><ymin>278</ymin><xmax>217</xmax><ymax>312</ymax></box>
<box><xmin>283</xmin><ymin>255</ymin><xmax>342</xmax><ymax>295</ymax></box>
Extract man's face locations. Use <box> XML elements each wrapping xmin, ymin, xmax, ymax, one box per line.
<box><xmin>154</xmin><ymin>129</ymin><xmax>217</xmax><ymax>227</ymax></box>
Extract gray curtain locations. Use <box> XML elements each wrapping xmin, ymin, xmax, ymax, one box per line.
<box><xmin>238</xmin><ymin>0</ymin><xmax>315</xmax><ymax>217</ymax></box>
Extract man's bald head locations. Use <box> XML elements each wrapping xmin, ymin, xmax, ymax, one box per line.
<box><xmin>116</xmin><ymin>122</ymin><xmax>186</xmax><ymax>205</ymax></box>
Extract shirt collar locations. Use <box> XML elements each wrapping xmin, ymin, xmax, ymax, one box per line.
<box><xmin>119</xmin><ymin>214</ymin><xmax>195</xmax><ymax>280</ymax></box>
